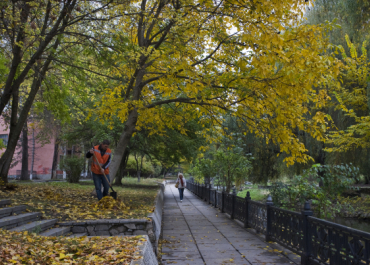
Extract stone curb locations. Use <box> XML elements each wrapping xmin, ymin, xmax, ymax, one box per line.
<box><xmin>147</xmin><ymin>181</ymin><xmax>165</xmax><ymax>255</ymax></box>
<box><xmin>130</xmin><ymin>235</ymin><xmax>158</xmax><ymax>265</ymax></box>
<box><xmin>58</xmin><ymin>219</ymin><xmax>148</xmax><ymax>226</ymax></box>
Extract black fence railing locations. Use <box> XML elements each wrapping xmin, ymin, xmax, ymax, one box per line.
<box><xmin>186</xmin><ymin>180</ymin><xmax>370</xmax><ymax>265</ymax></box>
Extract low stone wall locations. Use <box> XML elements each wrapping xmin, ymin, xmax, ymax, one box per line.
<box><xmin>58</xmin><ymin>219</ymin><xmax>153</xmax><ymax>237</ymax></box>
<box><xmin>147</xmin><ymin>181</ymin><xmax>165</xmax><ymax>254</ymax></box>
<box><xmin>130</xmin><ymin>235</ymin><xmax>158</xmax><ymax>265</ymax></box>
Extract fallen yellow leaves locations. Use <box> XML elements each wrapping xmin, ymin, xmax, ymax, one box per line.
<box><xmin>94</xmin><ymin>196</ymin><xmax>127</xmax><ymax>211</ymax></box>
<box><xmin>0</xmin><ymin>229</ymin><xmax>144</xmax><ymax>264</ymax></box>
<box><xmin>0</xmin><ymin>182</ymin><xmax>158</xmax><ymax>221</ymax></box>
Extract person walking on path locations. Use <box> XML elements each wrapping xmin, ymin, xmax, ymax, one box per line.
<box><xmin>176</xmin><ymin>173</ymin><xmax>186</xmax><ymax>202</ymax></box>
<box><xmin>86</xmin><ymin>140</ymin><xmax>112</xmax><ymax>200</ymax></box>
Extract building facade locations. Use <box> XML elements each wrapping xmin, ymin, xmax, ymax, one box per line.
<box><xmin>0</xmin><ymin>120</ymin><xmax>63</xmax><ymax>180</ymax></box>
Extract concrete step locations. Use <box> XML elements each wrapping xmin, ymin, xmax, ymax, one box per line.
<box><xmin>69</xmin><ymin>233</ymin><xmax>87</xmax><ymax>238</ymax></box>
<box><xmin>0</xmin><ymin>205</ymin><xmax>27</xmax><ymax>218</ymax></box>
<box><xmin>0</xmin><ymin>212</ymin><xmax>41</xmax><ymax>229</ymax></box>
<box><xmin>9</xmin><ymin>219</ymin><xmax>58</xmax><ymax>233</ymax></box>
<box><xmin>0</xmin><ymin>199</ymin><xmax>11</xmax><ymax>208</ymax></box>
<box><xmin>39</xmin><ymin>227</ymin><xmax>71</xmax><ymax>237</ymax></box>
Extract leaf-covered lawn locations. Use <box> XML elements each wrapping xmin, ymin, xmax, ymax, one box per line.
<box><xmin>0</xmin><ymin>179</ymin><xmax>162</xmax><ymax>221</ymax></box>
<box><xmin>0</xmin><ymin>230</ymin><xmax>145</xmax><ymax>264</ymax></box>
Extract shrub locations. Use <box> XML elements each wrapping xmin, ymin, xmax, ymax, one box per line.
<box><xmin>0</xmin><ymin>183</ymin><xmax>18</xmax><ymax>191</ymax></box>
<box><xmin>60</xmin><ymin>156</ymin><xmax>85</xmax><ymax>183</ymax></box>
<box><xmin>270</xmin><ymin>163</ymin><xmax>358</xmax><ymax>218</ymax></box>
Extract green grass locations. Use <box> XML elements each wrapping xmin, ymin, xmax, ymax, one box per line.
<box><xmin>121</xmin><ymin>177</ymin><xmax>164</xmax><ymax>186</ymax></box>
<box><xmin>237</xmin><ymin>186</ymin><xmax>269</xmax><ymax>201</ymax></box>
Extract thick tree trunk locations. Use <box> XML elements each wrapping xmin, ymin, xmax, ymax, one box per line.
<box><xmin>114</xmin><ymin>148</ymin><xmax>130</xmax><ymax>185</ymax></box>
<box><xmin>51</xmin><ymin>137</ymin><xmax>60</xmax><ymax>179</ymax></box>
<box><xmin>20</xmin><ymin>125</ymin><xmax>29</xmax><ymax>180</ymax></box>
<box><xmin>134</xmin><ymin>152</ymin><xmax>141</xmax><ymax>183</ymax></box>
<box><xmin>30</xmin><ymin>129</ymin><xmax>35</xmax><ymax>180</ymax></box>
<box><xmin>109</xmin><ymin>109</ymin><xmax>139</xmax><ymax>184</ymax></box>
<box><xmin>0</xmin><ymin>89</ymin><xmax>22</xmax><ymax>183</ymax></box>
<box><xmin>138</xmin><ymin>154</ymin><xmax>143</xmax><ymax>182</ymax></box>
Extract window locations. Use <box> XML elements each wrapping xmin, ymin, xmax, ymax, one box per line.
<box><xmin>0</xmin><ymin>134</ymin><xmax>8</xmax><ymax>146</ymax></box>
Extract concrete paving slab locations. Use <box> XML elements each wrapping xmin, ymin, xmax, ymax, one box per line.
<box><xmin>161</xmin><ymin>251</ymin><xmax>202</xmax><ymax>260</ymax></box>
<box><xmin>200</xmin><ymin>250</ymin><xmax>246</xmax><ymax>259</ymax></box>
<box><xmin>185</xmin><ymin>223</ymin><xmax>214</xmax><ymax>228</ymax></box>
<box><xmin>197</xmin><ymin>243</ymin><xmax>235</xmax><ymax>252</ymax></box>
<box><xmin>208</xmin><ymin>219</ymin><xmax>232</xmax><ymax>223</ymax></box>
<box><xmin>186</xmin><ymin>220</ymin><xmax>213</xmax><ymax>226</ymax></box>
<box><xmin>190</xmin><ymin>227</ymin><xmax>220</xmax><ymax>234</ymax></box>
<box><xmin>162</xmin><ymin>221</ymin><xmax>188</xmax><ymax>226</ymax></box>
<box><xmin>161</xmin><ymin>259</ymin><xmax>205</xmax><ymax>265</ymax></box>
<box><xmin>193</xmin><ymin>236</ymin><xmax>229</xmax><ymax>244</ymax></box>
<box><xmin>163</xmin><ymin>224</ymin><xmax>190</xmax><ymax>230</ymax></box>
<box><xmin>184</xmin><ymin>217</ymin><xmax>209</xmax><ymax>221</ymax></box>
<box><xmin>163</xmin><ymin>234</ymin><xmax>195</xmax><ymax>244</ymax></box>
<box><xmin>202</xmin><ymin>256</ymin><xmax>249</xmax><ymax>265</ymax></box>
<box><xmin>240</xmin><ymin>249</ymin><xmax>292</xmax><ymax>263</ymax></box>
<box><xmin>161</xmin><ymin>242</ymin><xmax>199</xmax><ymax>252</ymax></box>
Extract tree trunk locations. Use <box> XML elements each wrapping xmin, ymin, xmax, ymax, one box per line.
<box><xmin>30</xmin><ymin>129</ymin><xmax>35</xmax><ymax>180</ymax></box>
<box><xmin>20</xmin><ymin>124</ymin><xmax>29</xmax><ymax>180</ymax></box>
<box><xmin>316</xmin><ymin>144</ymin><xmax>325</xmax><ymax>187</ymax></box>
<box><xmin>51</xmin><ymin>137</ymin><xmax>60</xmax><ymax>179</ymax></box>
<box><xmin>114</xmin><ymin>148</ymin><xmax>130</xmax><ymax>185</ymax></box>
<box><xmin>109</xmin><ymin>109</ymin><xmax>139</xmax><ymax>184</ymax></box>
<box><xmin>134</xmin><ymin>152</ymin><xmax>141</xmax><ymax>183</ymax></box>
<box><xmin>138</xmin><ymin>154</ymin><xmax>143</xmax><ymax>183</ymax></box>
<box><xmin>0</xmin><ymin>89</ymin><xmax>21</xmax><ymax>183</ymax></box>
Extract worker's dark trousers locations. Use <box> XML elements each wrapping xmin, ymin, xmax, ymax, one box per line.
<box><xmin>92</xmin><ymin>172</ymin><xmax>110</xmax><ymax>200</ymax></box>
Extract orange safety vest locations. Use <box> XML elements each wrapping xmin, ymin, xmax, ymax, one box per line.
<box><xmin>91</xmin><ymin>145</ymin><xmax>111</xmax><ymax>175</ymax></box>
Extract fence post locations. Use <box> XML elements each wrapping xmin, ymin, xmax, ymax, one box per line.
<box><xmin>215</xmin><ymin>189</ymin><xmax>217</xmax><ymax>208</ymax></box>
<box><xmin>265</xmin><ymin>195</ymin><xmax>273</xmax><ymax>242</ymax></box>
<box><xmin>208</xmin><ymin>184</ymin><xmax>211</xmax><ymax>204</ymax></box>
<box><xmin>244</xmin><ymin>191</ymin><xmax>251</xmax><ymax>228</ymax></box>
<box><xmin>301</xmin><ymin>201</ymin><xmax>313</xmax><ymax>265</ymax></box>
<box><xmin>231</xmin><ymin>188</ymin><xmax>236</xmax><ymax>219</ymax></box>
<box><xmin>221</xmin><ymin>188</ymin><xmax>225</xmax><ymax>213</ymax></box>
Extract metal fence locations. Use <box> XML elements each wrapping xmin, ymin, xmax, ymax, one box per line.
<box><xmin>186</xmin><ymin>180</ymin><xmax>370</xmax><ymax>265</ymax></box>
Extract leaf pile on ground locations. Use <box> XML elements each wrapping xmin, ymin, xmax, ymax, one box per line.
<box><xmin>94</xmin><ymin>196</ymin><xmax>127</xmax><ymax>211</ymax></box>
<box><xmin>0</xmin><ymin>182</ymin><xmax>158</xmax><ymax>221</ymax></box>
<box><xmin>0</xmin><ymin>229</ymin><xmax>145</xmax><ymax>264</ymax></box>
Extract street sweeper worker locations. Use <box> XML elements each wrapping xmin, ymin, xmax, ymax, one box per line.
<box><xmin>86</xmin><ymin>140</ymin><xmax>112</xmax><ymax>200</ymax></box>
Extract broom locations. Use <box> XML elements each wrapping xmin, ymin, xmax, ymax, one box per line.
<box><xmin>91</xmin><ymin>144</ymin><xmax>117</xmax><ymax>200</ymax></box>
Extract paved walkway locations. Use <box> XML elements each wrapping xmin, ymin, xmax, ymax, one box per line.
<box><xmin>161</xmin><ymin>185</ymin><xmax>300</xmax><ymax>265</ymax></box>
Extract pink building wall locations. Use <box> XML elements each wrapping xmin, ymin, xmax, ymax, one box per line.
<box><xmin>0</xmin><ymin>120</ymin><xmax>62</xmax><ymax>180</ymax></box>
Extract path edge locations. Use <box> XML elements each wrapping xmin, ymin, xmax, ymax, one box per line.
<box><xmin>147</xmin><ymin>180</ymin><xmax>166</xmax><ymax>256</ymax></box>
<box><xmin>130</xmin><ymin>235</ymin><xmax>158</xmax><ymax>265</ymax></box>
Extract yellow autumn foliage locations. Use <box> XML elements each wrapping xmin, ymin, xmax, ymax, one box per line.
<box><xmin>95</xmin><ymin>0</ymin><xmax>342</xmax><ymax>168</ymax></box>
<box><xmin>326</xmin><ymin>35</ymin><xmax>370</xmax><ymax>152</ymax></box>
<box><xmin>94</xmin><ymin>196</ymin><xmax>127</xmax><ymax>211</ymax></box>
